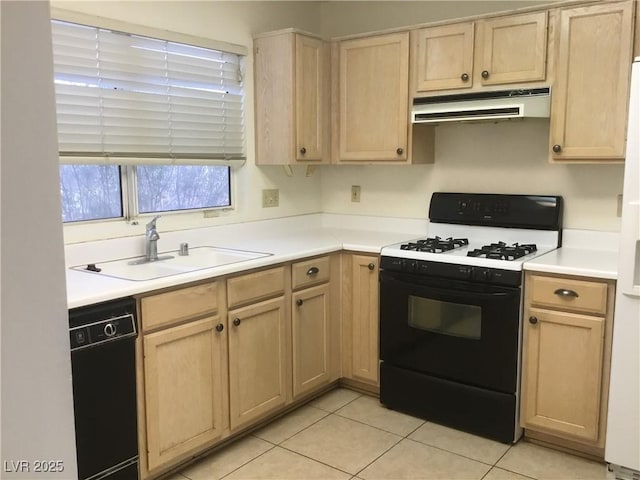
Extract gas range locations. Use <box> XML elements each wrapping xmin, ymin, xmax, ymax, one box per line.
<box><xmin>380</xmin><ymin>193</ymin><xmax>563</xmax><ymax>279</ymax></box>
<box><xmin>379</xmin><ymin>192</ymin><xmax>563</xmax><ymax>444</ymax></box>
<box><xmin>381</xmin><ymin>224</ymin><xmax>560</xmax><ymax>273</ymax></box>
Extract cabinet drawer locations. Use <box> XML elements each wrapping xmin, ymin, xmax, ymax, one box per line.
<box><xmin>528</xmin><ymin>275</ymin><xmax>608</xmax><ymax>315</ymax></box>
<box><xmin>292</xmin><ymin>256</ymin><xmax>331</xmax><ymax>290</ymax></box>
<box><xmin>227</xmin><ymin>266</ymin><xmax>285</xmax><ymax>309</ymax></box>
<box><xmin>141</xmin><ymin>282</ymin><xmax>218</xmax><ymax>331</ymax></box>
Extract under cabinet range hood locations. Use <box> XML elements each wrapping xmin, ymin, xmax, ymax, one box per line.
<box><xmin>412</xmin><ymin>87</ymin><xmax>551</xmax><ymax>124</ymax></box>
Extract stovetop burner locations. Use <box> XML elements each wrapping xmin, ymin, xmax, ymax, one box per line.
<box><xmin>400</xmin><ymin>236</ymin><xmax>469</xmax><ymax>253</ymax></box>
<box><xmin>467</xmin><ymin>242</ymin><xmax>537</xmax><ymax>261</ymax></box>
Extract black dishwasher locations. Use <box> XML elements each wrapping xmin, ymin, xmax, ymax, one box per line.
<box><xmin>69</xmin><ymin>297</ymin><xmax>139</xmax><ymax>480</ymax></box>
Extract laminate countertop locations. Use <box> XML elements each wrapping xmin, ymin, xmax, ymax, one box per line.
<box><xmin>65</xmin><ymin>214</ymin><xmax>427</xmax><ymax>309</ymax></box>
<box><xmin>523</xmin><ymin>230</ymin><xmax>619</xmax><ymax>280</ymax></box>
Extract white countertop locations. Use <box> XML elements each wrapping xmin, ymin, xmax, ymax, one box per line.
<box><xmin>65</xmin><ymin>214</ymin><xmax>426</xmax><ymax>309</ymax></box>
<box><xmin>523</xmin><ymin>229</ymin><xmax>620</xmax><ymax>279</ymax></box>
<box><xmin>66</xmin><ymin>219</ymin><xmax>620</xmax><ymax>309</ymax></box>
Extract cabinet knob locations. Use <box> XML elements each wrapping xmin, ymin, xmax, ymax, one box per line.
<box><xmin>461</xmin><ymin>73</ymin><xmax>469</xmax><ymax>82</ymax></box>
<box><xmin>368</xmin><ymin>263</ymin><xmax>375</xmax><ymax>271</ymax></box>
<box><xmin>296</xmin><ymin>299</ymin><xmax>304</xmax><ymax>306</ymax></box>
<box><xmin>215</xmin><ymin>323</ymin><xmax>224</xmax><ymax>332</ymax></box>
<box><xmin>396</xmin><ymin>147</ymin><xmax>404</xmax><ymax>155</ymax></box>
<box><xmin>554</xmin><ymin>288</ymin><xmax>579</xmax><ymax>298</ymax></box>
<box><xmin>306</xmin><ymin>266</ymin><xmax>319</xmax><ymax>276</ymax></box>
<box><xmin>529</xmin><ymin>316</ymin><xmax>538</xmax><ymax>325</ymax></box>
<box><xmin>300</xmin><ymin>147</ymin><xmax>306</xmax><ymax>155</ymax></box>
<box><xmin>233</xmin><ymin>318</ymin><xmax>241</xmax><ymax>327</ymax></box>
<box><xmin>552</xmin><ymin>144</ymin><xmax>562</xmax><ymax>153</ymax></box>
<box><xmin>481</xmin><ymin>70</ymin><xmax>490</xmax><ymax>79</ymax></box>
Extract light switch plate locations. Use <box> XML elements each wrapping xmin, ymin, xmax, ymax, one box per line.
<box><xmin>351</xmin><ymin>185</ymin><xmax>361</xmax><ymax>203</ymax></box>
<box><xmin>617</xmin><ymin>194</ymin><xmax>623</xmax><ymax>217</ymax></box>
<box><xmin>262</xmin><ymin>189</ymin><xmax>279</xmax><ymax>208</ymax></box>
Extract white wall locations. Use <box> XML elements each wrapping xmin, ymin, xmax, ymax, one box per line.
<box><xmin>54</xmin><ymin>0</ymin><xmax>624</xmax><ymax>243</ymax></box>
<box><xmin>53</xmin><ymin>1</ymin><xmax>325</xmax><ymax>244</ymax></box>
<box><xmin>0</xmin><ymin>1</ymin><xmax>78</xmax><ymax>478</ymax></box>
<box><xmin>321</xmin><ymin>121</ymin><xmax>624</xmax><ymax>231</ymax></box>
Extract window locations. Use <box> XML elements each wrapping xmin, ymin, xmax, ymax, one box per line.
<box><xmin>51</xmin><ymin>18</ymin><xmax>245</xmax><ymax>222</ymax></box>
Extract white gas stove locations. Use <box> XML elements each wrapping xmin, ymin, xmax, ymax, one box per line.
<box><xmin>381</xmin><ymin>223</ymin><xmax>560</xmax><ymax>272</ymax></box>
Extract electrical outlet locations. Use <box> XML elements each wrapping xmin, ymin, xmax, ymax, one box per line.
<box><xmin>351</xmin><ymin>185</ymin><xmax>361</xmax><ymax>203</ymax></box>
<box><xmin>262</xmin><ymin>188</ymin><xmax>279</xmax><ymax>208</ymax></box>
<box><xmin>617</xmin><ymin>194</ymin><xmax>623</xmax><ymax>217</ymax></box>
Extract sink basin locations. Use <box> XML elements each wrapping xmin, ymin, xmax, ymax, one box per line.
<box><xmin>71</xmin><ymin>246</ymin><xmax>272</xmax><ymax>281</ymax></box>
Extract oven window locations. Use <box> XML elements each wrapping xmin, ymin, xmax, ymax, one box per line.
<box><xmin>408</xmin><ymin>296</ymin><xmax>481</xmax><ymax>340</ymax></box>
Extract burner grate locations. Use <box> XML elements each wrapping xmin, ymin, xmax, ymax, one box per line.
<box><xmin>400</xmin><ymin>236</ymin><xmax>469</xmax><ymax>253</ymax></box>
<box><xmin>467</xmin><ymin>242</ymin><xmax>537</xmax><ymax>261</ymax></box>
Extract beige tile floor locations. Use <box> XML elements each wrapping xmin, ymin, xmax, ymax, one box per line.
<box><xmin>168</xmin><ymin>388</ymin><xmax>610</xmax><ymax>480</ymax></box>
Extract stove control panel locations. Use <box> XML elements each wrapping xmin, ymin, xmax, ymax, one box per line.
<box><xmin>380</xmin><ymin>256</ymin><xmax>522</xmax><ymax>287</ymax></box>
<box><xmin>429</xmin><ymin>192</ymin><xmax>562</xmax><ymax>231</ymax></box>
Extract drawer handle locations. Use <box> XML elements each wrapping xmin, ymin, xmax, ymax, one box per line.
<box><xmin>215</xmin><ymin>323</ymin><xmax>224</xmax><ymax>332</ymax></box>
<box><xmin>296</xmin><ymin>299</ymin><xmax>304</xmax><ymax>306</ymax></box>
<box><xmin>306</xmin><ymin>267</ymin><xmax>319</xmax><ymax>276</ymax></box>
<box><xmin>554</xmin><ymin>288</ymin><xmax>579</xmax><ymax>298</ymax></box>
<box><xmin>233</xmin><ymin>318</ymin><xmax>241</xmax><ymax>327</ymax></box>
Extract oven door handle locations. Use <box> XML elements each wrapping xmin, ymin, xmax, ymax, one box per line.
<box><xmin>380</xmin><ymin>272</ymin><xmax>514</xmax><ymax>298</ymax></box>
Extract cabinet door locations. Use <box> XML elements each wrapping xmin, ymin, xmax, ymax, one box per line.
<box><xmin>550</xmin><ymin>1</ymin><xmax>634</xmax><ymax>161</ymax></box>
<box><xmin>228</xmin><ymin>297</ymin><xmax>288</xmax><ymax>430</ymax></box>
<box><xmin>338</xmin><ymin>32</ymin><xmax>409</xmax><ymax>162</ymax></box>
<box><xmin>292</xmin><ymin>284</ymin><xmax>331</xmax><ymax>398</ymax></box>
<box><xmin>477</xmin><ymin>12</ymin><xmax>547</xmax><ymax>86</ymax></box>
<box><xmin>296</xmin><ymin>35</ymin><xmax>326</xmax><ymax>162</ymax></box>
<box><xmin>346</xmin><ymin>255</ymin><xmax>380</xmax><ymax>385</ymax></box>
<box><xmin>521</xmin><ymin>308</ymin><xmax>605</xmax><ymax>442</ymax></box>
<box><xmin>254</xmin><ymin>32</ymin><xmax>295</xmax><ymax>165</ymax></box>
<box><xmin>414</xmin><ymin>23</ymin><xmax>474</xmax><ymax>92</ymax></box>
<box><xmin>144</xmin><ymin>317</ymin><xmax>227</xmax><ymax>471</ymax></box>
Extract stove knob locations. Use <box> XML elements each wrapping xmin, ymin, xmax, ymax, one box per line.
<box><xmin>473</xmin><ymin>268</ymin><xmax>491</xmax><ymax>282</ymax></box>
<box><xmin>402</xmin><ymin>259</ymin><xmax>418</xmax><ymax>272</ymax></box>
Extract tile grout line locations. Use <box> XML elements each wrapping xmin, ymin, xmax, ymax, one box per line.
<box><xmin>217</xmin><ymin>443</ymin><xmax>278</xmax><ymax>480</ymax></box>
<box><xmin>252</xmin><ymin>406</ymin><xmax>331</xmax><ymax>445</ymax></box>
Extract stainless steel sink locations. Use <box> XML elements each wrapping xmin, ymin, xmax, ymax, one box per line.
<box><xmin>71</xmin><ymin>246</ymin><xmax>272</xmax><ymax>281</ymax></box>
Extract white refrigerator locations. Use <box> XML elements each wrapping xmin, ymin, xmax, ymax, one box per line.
<box><xmin>605</xmin><ymin>57</ymin><xmax>640</xmax><ymax>479</ymax></box>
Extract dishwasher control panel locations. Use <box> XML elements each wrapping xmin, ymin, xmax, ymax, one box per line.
<box><xmin>69</xmin><ymin>297</ymin><xmax>138</xmax><ymax>351</ymax></box>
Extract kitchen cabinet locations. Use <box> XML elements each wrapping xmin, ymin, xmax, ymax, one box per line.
<box><xmin>254</xmin><ymin>30</ymin><xmax>329</xmax><ymax>165</ymax></box>
<box><xmin>521</xmin><ymin>272</ymin><xmax>615</xmax><ymax>455</ymax></box>
<box><xmin>342</xmin><ymin>253</ymin><xmax>380</xmax><ymax>390</ymax></box>
<box><xmin>334</xmin><ymin>32</ymin><xmax>411</xmax><ymax>163</ymax></box>
<box><xmin>412</xmin><ymin>12</ymin><xmax>548</xmax><ymax>94</ymax></box>
<box><xmin>227</xmin><ymin>267</ymin><xmax>290</xmax><ymax>431</ymax></box>
<box><xmin>549</xmin><ymin>1</ymin><xmax>634</xmax><ymax>162</ymax></box>
<box><xmin>138</xmin><ymin>282</ymin><xmax>228</xmax><ymax>474</ymax></box>
<box><xmin>291</xmin><ymin>256</ymin><xmax>335</xmax><ymax>399</ymax></box>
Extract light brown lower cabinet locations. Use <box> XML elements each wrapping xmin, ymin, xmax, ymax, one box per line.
<box><xmin>228</xmin><ymin>296</ymin><xmax>289</xmax><ymax>431</ymax></box>
<box><xmin>521</xmin><ymin>272</ymin><xmax>615</xmax><ymax>456</ymax></box>
<box><xmin>143</xmin><ymin>316</ymin><xmax>228</xmax><ymax>472</ymax></box>
<box><xmin>342</xmin><ymin>253</ymin><xmax>380</xmax><ymax>389</ymax></box>
<box><xmin>292</xmin><ymin>283</ymin><xmax>331</xmax><ymax>398</ymax></box>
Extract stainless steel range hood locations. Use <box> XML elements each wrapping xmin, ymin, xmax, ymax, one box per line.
<box><xmin>412</xmin><ymin>87</ymin><xmax>550</xmax><ymax>124</ymax></box>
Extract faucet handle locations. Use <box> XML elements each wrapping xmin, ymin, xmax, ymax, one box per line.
<box><xmin>146</xmin><ymin>215</ymin><xmax>161</xmax><ymax>230</ymax></box>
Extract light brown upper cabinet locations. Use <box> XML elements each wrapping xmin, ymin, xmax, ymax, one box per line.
<box><xmin>413</xmin><ymin>22</ymin><xmax>475</xmax><ymax>92</ymax></box>
<box><xmin>549</xmin><ymin>1</ymin><xmax>634</xmax><ymax>162</ymax></box>
<box><xmin>476</xmin><ymin>12</ymin><xmax>548</xmax><ymax>86</ymax></box>
<box><xmin>254</xmin><ymin>31</ymin><xmax>329</xmax><ymax>165</ymax></box>
<box><xmin>335</xmin><ymin>32</ymin><xmax>411</xmax><ymax>162</ymax></box>
<box><xmin>413</xmin><ymin>12</ymin><xmax>548</xmax><ymax>94</ymax></box>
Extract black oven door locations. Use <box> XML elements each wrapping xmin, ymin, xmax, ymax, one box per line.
<box><xmin>380</xmin><ymin>269</ymin><xmax>521</xmax><ymax>394</ymax></box>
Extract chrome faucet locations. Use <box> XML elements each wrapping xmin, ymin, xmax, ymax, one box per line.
<box><xmin>145</xmin><ymin>216</ymin><xmax>161</xmax><ymax>261</ymax></box>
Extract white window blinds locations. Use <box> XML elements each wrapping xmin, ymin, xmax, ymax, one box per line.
<box><xmin>51</xmin><ymin>20</ymin><xmax>245</xmax><ymax>164</ymax></box>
